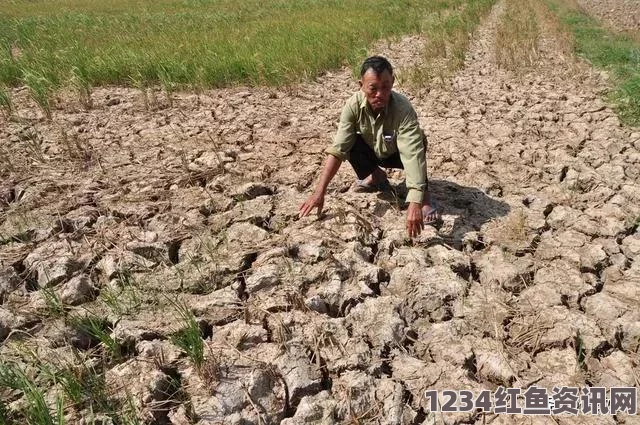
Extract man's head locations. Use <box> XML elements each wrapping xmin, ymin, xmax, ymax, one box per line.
<box><xmin>359</xmin><ymin>56</ymin><xmax>394</xmax><ymax>113</ymax></box>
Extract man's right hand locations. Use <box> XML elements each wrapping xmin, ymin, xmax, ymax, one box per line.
<box><xmin>298</xmin><ymin>154</ymin><xmax>342</xmax><ymax>219</ymax></box>
<box><xmin>299</xmin><ymin>192</ymin><xmax>325</xmax><ymax>218</ymax></box>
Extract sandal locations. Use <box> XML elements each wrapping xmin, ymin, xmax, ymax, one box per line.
<box><xmin>422</xmin><ymin>197</ymin><xmax>440</xmax><ymax>225</ymax></box>
<box><xmin>353</xmin><ymin>178</ymin><xmax>392</xmax><ymax>193</ymax></box>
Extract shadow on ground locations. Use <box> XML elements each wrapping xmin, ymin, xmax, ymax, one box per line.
<box><xmin>381</xmin><ymin>178</ymin><xmax>511</xmax><ymax>248</ymax></box>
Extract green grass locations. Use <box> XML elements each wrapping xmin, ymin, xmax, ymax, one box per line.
<box><xmin>0</xmin><ymin>0</ymin><xmax>463</xmax><ymax>91</ymax></box>
<box><xmin>22</xmin><ymin>70</ymin><xmax>53</xmax><ymax>120</ymax></box>
<box><xmin>99</xmin><ymin>271</ymin><xmax>141</xmax><ymax>317</ymax></box>
<box><xmin>35</xmin><ymin>350</ymin><xmax>116</xmax><ymax>416</ymax></box>
<box><xmin>40</xmin><ymin>286</ymin><xmax>66</xmax><ymax>317</ymax></box>
<box><xmin>0</xmin><ymin>85</ymin><xmax>14</xmax><ymax>117</ymax></box>
<box><xmin>169</xmin><ymin>299</ymin><xmax>205</xmax><ymax>369</ymax></box>
<box><xmin>0</xmin><ymin>361</ymin><xmax>62</xmax><ymax>425</ymax></box>
<box><xmin>0</xmin><ymin>347</ymin><xmax>137</xmax><ymax>423</ymax></box>
<box><xmin>546</xmin><ymin>0</ymin><xmax>640</xmax><ymax>126</ymax></box>
<box><xmin>68</xmin><ymin>314</ymin><xmax>123</xmax><ymax>361</ymax></box>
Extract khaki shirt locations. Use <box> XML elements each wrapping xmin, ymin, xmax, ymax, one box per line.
<box><xmin>325</xmin><ymin>90</ymin><xmax>427</xmax><ymax>204</ymax></box>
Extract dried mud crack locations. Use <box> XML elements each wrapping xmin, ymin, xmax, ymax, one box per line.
<box><xmin>1</xmin><ymin>0</ymin><xmax>640</xmax><ymax>423</ymax></box>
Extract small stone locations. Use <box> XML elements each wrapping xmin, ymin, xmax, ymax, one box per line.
<box><xmin>546</xmin><ymin>206</ymin><xmax>581</xmax><ymax>229</ymax></box>
<box><xmin>476</xmin><ymin>349</ymin><xmax>515</xmax><ymax>386</ymax></box>
<box><xmin>0</xmin><ymin>267</ymin><xmax>22</xmax><ymax>301</ymax></box>
<box><xmin>533</xmin><ymin>348</ymin><xmax>578</xmax><ymax>386</ymax></box>
<box><xmin>296</xmin><ymin>241</ymin><xmax>326</xmax><ymax>264</ymax></box>
<box><xmin>64</xmin><ymin>206</ymin><xmax>100</xmax><ymax>231</ymax></box>
<box><xmin>578</xmin><ymin>244</ymin><xmax>608</xmax><ymax>272</ymax></box>
<box><xmin>280</xmin><ymin>391</ymin><xmax>336</xmax><ymax>425</ymax></box>
<box><xmin>193</xmin><ymin>151</ymin><xmax>223</xmax><ymax>169</ymax></box>
<box><xmin>596</xmin><ymin>351</ymin><xmax>636</xmax><ymax>387</ymax></box>
<box><xmin>147</xmin><ymin>371</ymin><xmax>174</xmax><ymax>402</ymax></box>
<box><xmin>304</xmin><ymin>295</ymin><xmax>328</xmax><ymax>314</ymax></box>
<box><xmin>226</xmin><ymin>222</ymin><xmax>270</xmax><ymax>245</ymax></box>
<box><xmin>136</xmin><ymin>340</ymin><xmax>182</xmax><ymax>364</ymax></box>
<box><xmin>621</xmin><ymin>234</ymin><xmax>640</xmax><ymax>258</ymax></box>
<box><xmin>582</xmin><ymin>293</ymin><xmax>629</xmax><ymax>324</ymax></box>
<box><xmin>614</xmin><ymin>312</ymin><xmax>640</xmax><ymax>353</ymax></box>
<box><xmin>0</xmin><ymin>307</ymin><xmax>18</xmax><ymax>341</ymax></box>
<box><xmin>96</xmin><ymin>255</ymin><xmax>118</xmax><ymax>280</ymax></box>
<box><xmin>24</xmin><ymin>241</ymin><xmax>84</xmax><ymax>288</ymax></box>
<box><xmin>232</xmin><ymin>182</ymin><xmax>273</xmax><ymax>201</ymax></box>
<box><xmin>125</xmin><ymin>241</ymin><xmax>173</xmax><ymax>265</ymax></box>
<box><xmin>59</xmin><ymin>275</ymin><xmax>96</xmax><ymax>306</ymax></box>
<box><xmin>167</xmin><ymin>406</ymin><xmax>191</xmax><ymax>425</ymax></box>
<box><xmin>346</xmin><ymin>296</ymin><xmax>405</xmax><ymax>349</ymax></box>
<box><xmin>274</xmin><ymin>344</ymin><xmax>323</xmax><ymax>407</ymax></box>
<box><xmin>245</xmin><ymin>264</ymin><xmax>281</xmax><ymax>294</ymax></box>
<box><xmin>200</xmin><ymin>194</ymin><xmax>234</xmax><ymax>215</ymax></box>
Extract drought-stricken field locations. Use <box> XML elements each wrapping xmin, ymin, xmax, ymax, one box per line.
<box><xmin>1</xmin><ymin>0</ymin><xmax>639</xmax><ymax>424</ymax></box>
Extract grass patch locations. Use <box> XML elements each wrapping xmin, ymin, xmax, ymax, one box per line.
<box><xmin>1</xmin><ymin>0</ymin><xmax>452</xmax><ymax>91</ymax></box>
<box><xmin>68</xmin><ymin>314</ymin><xmax>124</xmax><ymax>361</ymax></box>
<box><xmin>495</xmin><ymin>0</ymin><xmax>540</xmax><ymax>71</ymax></box>
<box><xmin>169</xmin><ymin>299</ymin><xmax>204</xmax><ymax>369</ymax></box>
<box><xmin>0</xmin><ymin>360</ymin><xmax>63</xmax><ymax>425</ymax></box>
<box><xmin>546</xmin><ymin>0</ymin><xmax>640</xmax><ymax>126</ymax></box>
<box><xmin>0</xmin><ymin>345</ymin><xmax>141</xmax><ymax>423</ymax></box>
<box><xmin>408</xmin><ymin>0</ymin><xmax>497</xmax><ymax>87</ymax></box>
<box><xmin>0</xmin><ymin>85</ymin><xmax>14</xmax><ymax>118</ymax></box>
<box><xmin>37</xmin><ymin>352</ymin><xmax>116</xmax><ymax>415</ymax></box>
<box><xmin>99</xmin><ymin>271</ymin><xmax>141</xmax><ymax>317</ymax></box>
<box><xmin>40</xmin><ymin>286</ymin><xmax>66</xmax><ymax>318</ymax></box>
<box><xmin>22</xmin><ymin>71</ymin><xmax>54</xmax><ymax>120</ymax></box>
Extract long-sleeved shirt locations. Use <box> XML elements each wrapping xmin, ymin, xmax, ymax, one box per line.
<box><xmin>325</xmin><ymin>90</ymin><xmax>427</xmax><ymax>204</ymax></box>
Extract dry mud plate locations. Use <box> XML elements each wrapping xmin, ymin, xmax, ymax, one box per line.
<box><xmin>1</xmin><ymin>0</ymin><xmax>640</xmax><ymax>424</ymax></box>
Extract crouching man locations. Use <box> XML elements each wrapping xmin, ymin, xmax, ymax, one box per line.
<box><xmin>299</xmin><ymin>55</ymin><xmax>437</xmax><ymax>238</ymax></box>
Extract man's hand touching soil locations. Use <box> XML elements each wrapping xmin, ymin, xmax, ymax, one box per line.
<box><xmin>406</xmin><ymin>202</ymin><xmax>424</xmax><ymax>238</ymax></box>
<box><xmin>299</xmin><ymin>191</ymin><xmax>325</xmax><ymax>218</ymax></box>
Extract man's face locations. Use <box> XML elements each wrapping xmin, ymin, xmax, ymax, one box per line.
<box><xmin>359</xmin><ymin>68</ymin><xmax>394</xmax><ymax>113</ymax></box>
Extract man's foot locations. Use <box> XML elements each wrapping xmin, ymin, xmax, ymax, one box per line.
<box><xmin>422</xmin><ymin>198</ymin><xmax>440</xmax><ymax>225</ymax></box>
<box><xmin>353</xmin><ymin>169</ymin><xmax>390</xmax><ymax>192</ymax></box>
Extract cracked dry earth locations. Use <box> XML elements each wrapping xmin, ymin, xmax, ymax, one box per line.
<box><xmin>577</xmin><ymin>0</ymin><xmax>640</xmax><ymax>32</ymax></box>
<box><xmin>1</xmin><ymin>0</ymin><xmax>640</xmax><ymax>424</ymax></box>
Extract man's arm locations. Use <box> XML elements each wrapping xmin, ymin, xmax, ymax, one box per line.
<box><xmin>397</xmin><ymin>112</ymin><xmax>427</xmax><ymax>204</ymax></box>
<box><xmin>299</xmin><ymin>95</ymin><xmax>358</xmax><ymax>218</ymax></box>
<box><xmin>298</xmin><ymin>155</ymin><xmax>342</xmax><ymax>218</ymax></box>
<box><xmin>396</xmin><ymin>110</ymin><xmax>428</xmax><ymax>237</ymax></box>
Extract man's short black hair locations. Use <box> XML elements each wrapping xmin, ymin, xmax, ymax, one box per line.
<box><xmin>360</xmin><ymin>56</ymin><xmax>393</xmax><ymax>77</ymax></box>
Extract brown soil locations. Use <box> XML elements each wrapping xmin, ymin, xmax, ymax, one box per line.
<box><xmin>1</xmin><ymin>0</ymin><xmax>639</xmax><ymax>423</ymax></box>
<box><xmin>577</xmin><ymin>0</ymin><xmax>640</xmax><ymax>32</ymax></box>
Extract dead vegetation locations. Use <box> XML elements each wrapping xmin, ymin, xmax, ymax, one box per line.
<box><xmin>495</xmin><ymin>0</ymin><xmax>541</xmax><ymax>70</ymax></box>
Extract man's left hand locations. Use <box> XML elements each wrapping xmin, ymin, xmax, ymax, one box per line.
<box><xmin>406</xmin><ymin>202</ymin><xmax>423</xmax><ymax>238</ymax></box>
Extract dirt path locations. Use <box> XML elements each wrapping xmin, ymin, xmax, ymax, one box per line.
<box><xmin>1</xmin><ymin>0</ymin><xmax>639</xmax><ymax>423</ymax></box>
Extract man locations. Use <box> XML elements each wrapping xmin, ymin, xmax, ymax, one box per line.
<box><xmin>299</xmin><ymin>56</ymin><xmax>437</xmax><ymax>238</ymax></box>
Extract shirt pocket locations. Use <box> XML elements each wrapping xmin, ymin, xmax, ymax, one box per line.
<box><xmin>357</xmin><ymin>123</ymin><xmax>373</xmax><ymax>139</ymax></box>
<box><xmin>382</xmin><ymin>130</ymin><xmax>397</xmax><ymax>147</ymax></box>
<box><xmin>382</xmin><ymin>126</ymin><xmax>398</xmax><ymax>151</ymax></box>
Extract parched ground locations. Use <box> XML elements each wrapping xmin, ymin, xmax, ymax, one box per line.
<box><xmin>577</xmin><ymin>0</ymin><xmax>640</xmax><ymax>32</ymax></box>
<box><xmin>1</xmin><ymin>0</ymin><xmax>639</xmax><ymax>424</ymax></box>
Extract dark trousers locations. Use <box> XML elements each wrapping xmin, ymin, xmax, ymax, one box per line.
<box><xmin>347</xmin><ymin>135</ymin><xmax>404</xmax><ymax>179</ymax></box>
